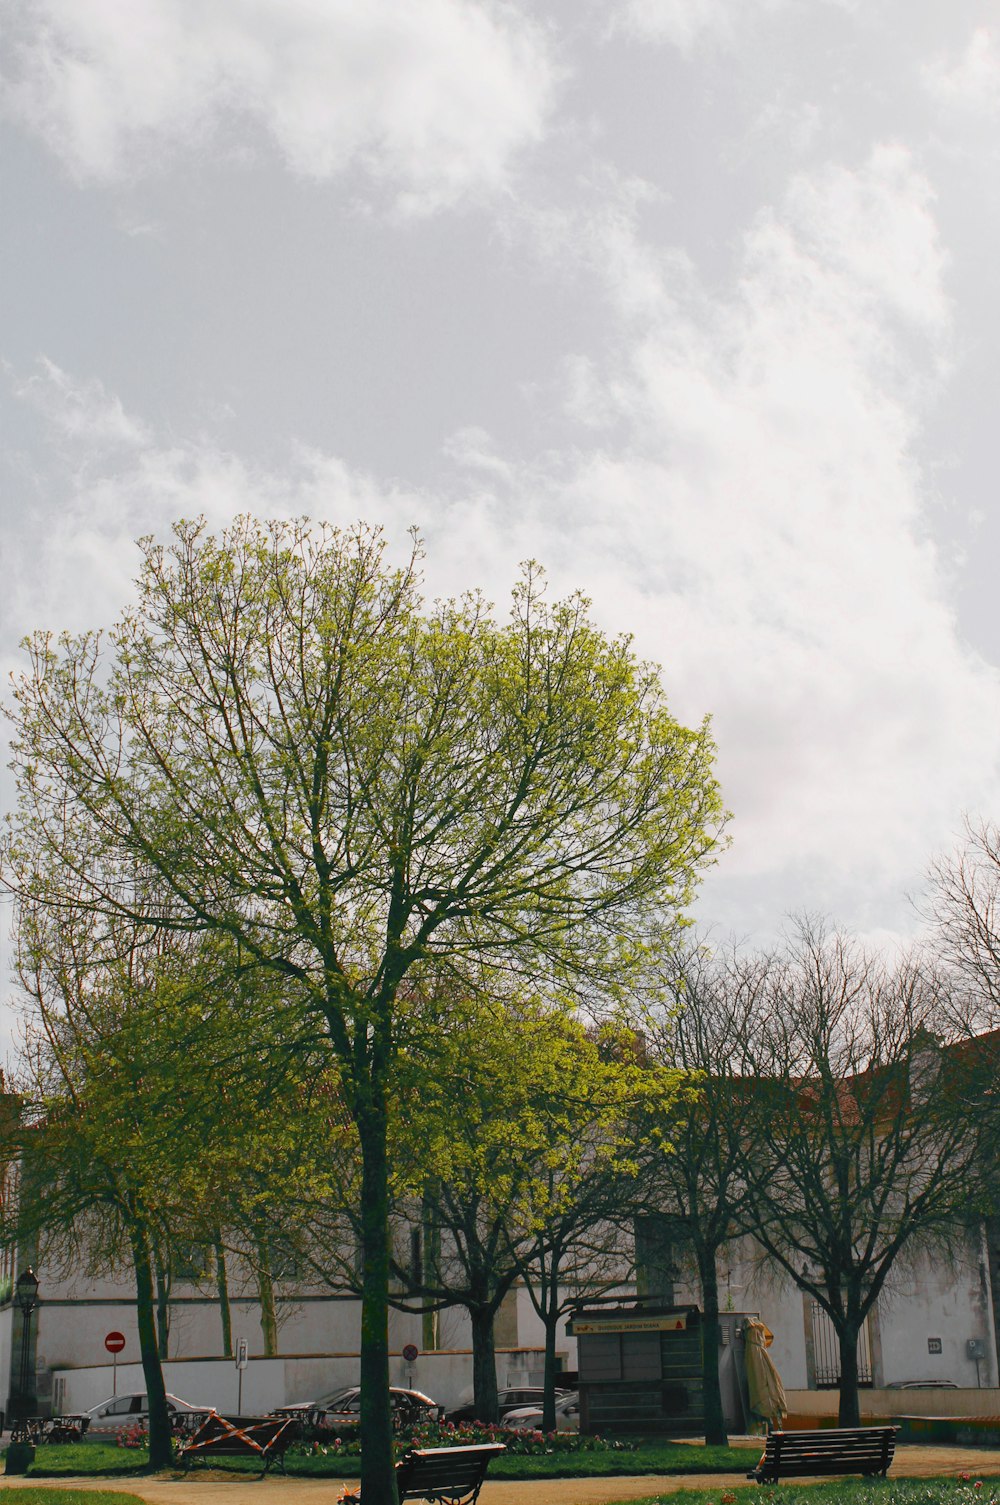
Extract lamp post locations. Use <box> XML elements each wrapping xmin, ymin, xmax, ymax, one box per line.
<box><xmin>13</xmin><ymin>1268</ymin><xmax>39</xmax><ymax>1422</ymax></box>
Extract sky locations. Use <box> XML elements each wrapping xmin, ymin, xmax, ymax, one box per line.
<box><xmin>2</xmin><ymin>0</ymin><xmax>1000</xmax><ymax>1038</ymax></box>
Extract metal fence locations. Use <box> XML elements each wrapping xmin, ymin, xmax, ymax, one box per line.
<box><xmin>811</xmin><ymin>1302</ymin><xmax>873</xmax><ymax>1388</ymax></box>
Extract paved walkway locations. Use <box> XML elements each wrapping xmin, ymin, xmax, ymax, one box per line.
<box><xmin>3</xmin><ymin>1446</ymin><xmax>1000</xmax><ymax>1504</ymax></box>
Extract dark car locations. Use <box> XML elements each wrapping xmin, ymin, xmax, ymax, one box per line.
<box><xmin>278</xmin><ymin>1385</ymin><xmax>442</xmax><ymax>1429</ymax></box>
<box><xmin>446</xmin><ymin>1386</ymin><xmax>570</xmax><ymax>1425</ymax></box>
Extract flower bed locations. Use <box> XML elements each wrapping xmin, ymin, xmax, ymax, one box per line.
<box><xmin>292</xmin><ymin>1417</ymin><xmax>637</xmax><ymax>1458</ymax></box>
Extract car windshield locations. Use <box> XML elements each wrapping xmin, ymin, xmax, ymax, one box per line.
<box><xmin>316</xmin><ymin>1388</ymin><xmax>360</xmax><ymax>1410</ymax></box>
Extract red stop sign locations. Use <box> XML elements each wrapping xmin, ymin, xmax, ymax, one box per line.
<box><xmin>105</xmin><ymin>1331</ymin><xmax>126</xmax><ymax>1354</ymax></box>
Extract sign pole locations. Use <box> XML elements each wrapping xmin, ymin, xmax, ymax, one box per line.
<box><xmin>104</xmin><ymin>1332</ymin><xmax>126</xmax><ymax>1395</ymax></box>
<box><xmin>236</xmin><ymin>1337</ymin><xmax>248</xmax><ymax>1413</ymax></box>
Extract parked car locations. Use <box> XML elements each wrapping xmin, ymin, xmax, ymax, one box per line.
<box><xmin>85</xmin><ymin>1391</ymin><xmax>208</xmax><ymax>1432</ymax></box>
<box><xmin>503</xmin><ymin>1391</ymin><xmax>580</xmax><ymax>1432</ymax></box>
<box><xmin>446</xmin><ymin>1386</ymin><xmax>571</xmax><ymax>1425</ymax></box>
<box><xmin>885</xmin><ymin>1379</ymin><xmax>958</xmax><ymax>1389</ymax></box>
<box><xmin>277</xmin><ymin>1385</ymin><xmax>442</xmax><ymax>1429</ymax></box>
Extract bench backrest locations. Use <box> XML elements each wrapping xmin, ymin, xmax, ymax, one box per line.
<box><xmin>184</xmin><ymin>1415</ymin><xmax>296</xmax><ymax>1452</ymax></box>
<box><xmin>762</xmin><ymin>1427</ymin><xmax>896</xmax><ymax>1474</ymax></box>
<box><xmin>395</xmin><ymin>1443</ymin><xmax>506</xmax><ymax>1500</ymax></box>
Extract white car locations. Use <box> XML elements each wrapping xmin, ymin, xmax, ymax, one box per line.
<box><xmin>85</xmin><ymin>1391</ymin><xmax>207</xmax><ymax>1431</ymax></box>
<box><xmin>503</xmin><ymin>1391</ymin><xmax>580</xmax><ymax>1432</ymax></box>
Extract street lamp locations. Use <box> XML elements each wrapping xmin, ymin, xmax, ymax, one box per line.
<box><xmin>13</xmin><ymin>1268</ymin><xmax>39</xmax><ymax>1422</ymax></box>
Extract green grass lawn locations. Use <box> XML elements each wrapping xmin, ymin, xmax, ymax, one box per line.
<box><xmin>0</xmin><ymin>1493</ymin><xmax>146</xmax><ymax>1505</ymax></box>
<box><xmin>11</xmin><ymin>1437</ymin><xmax>756</xmax><ymax>1480</ymax></box>
<box><xmin>618</xmin><ymin>1481</ymin><xmax>1000</xmax><ymax>1505</ymax></box>
<box><xmin>487</xmin><ymin>1442</ymin><xmax>756</xmax><ymax>1478</ymax></box>
<box><xmin>10</xmin><ymin>1443</ymin><xmax>155</xmax><ymax>1477</ymax></box>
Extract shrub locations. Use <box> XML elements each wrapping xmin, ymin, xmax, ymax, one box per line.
<box><xmin>114</xmin><ymin>1425</ymin><xmax>148</xmax><ymax>1451</ymax></box>
<box><xmin>290</xmin><ymin>1417</ymin><xmax>635</xmax><ymax>1460</ymax></box>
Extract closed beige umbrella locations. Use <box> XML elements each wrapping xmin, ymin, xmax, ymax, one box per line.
<box><xmin>744</xmin><ymin>1318</ymin><xmax>787</xmax><ymax>1434</ymax></box>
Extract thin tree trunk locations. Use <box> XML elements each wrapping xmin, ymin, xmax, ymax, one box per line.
<box><xmin>837</xmin><ymin>1319</ymin><xmax>861</xmax><ymax>1428</ymax></box>
<box><xmin>470</xmin><ymin>1304</ymin><xmax>499</xmax><ymax>1423</ymax></box>
<box><xmin>154</xmin><ymin>1253</ymin><xmax>170</xmax><ymax>1362</ymax></box>
<box><xmin>255</xmin><ymin>1242</ymin><xmax>278</xmax><ymax>1357</ymax></box>
<box><xmin>358</xmin><ymin>1101</ymin><xmax>397</xmax><ymax>1505</ymax></box>
<box><xmin>131</xmin><ymin>1224</ymin><xmax>173</xmax><ymax>1470</ymax></box>
<box><xmin>697</xmin><ymin>1244</ymin><xmax>727</xmax><ymax>1447</ymax></box>
<box><xmin>421</xmin><ymin>1191</ymin><xmax>440</xmax><ymax>1352</ymax></box>
<box><xmin>541</xmin><ymin>1306</ymin><xmax>560</xmax><ymax>1432</ymax></box>
<box><xmin>215</xmin><ymin>1238</ymin><xmax>233</xmax><ymax>1358</ymax></box>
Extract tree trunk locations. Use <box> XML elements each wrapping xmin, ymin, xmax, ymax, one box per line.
<box><xmin>837</xmin><ymin>1319</ymin><xmax>862</xmax><ymax>1428</ymax></box>
<box><xmin>470</xmin><ymin>1304</ymin><xmax>499</xmax><ymax>1423</ymax></box>
<box><xmin>215</xmin><ymin>1238</ymin><xmax>233</xmax><ymax>1358</ymax></box>
<box><xmin>255</xmin><ymin>1242</ymin><xmax>278</xmax><ymax>1357</ymax></box>
<box><xmin>130</xmin><ymin>1224</ymin><xmax>173</xmax><ymax>1470</ymax></box>
<box><xmin>154</xmin><ymin>1253</ymin><xmax>170</xmax><ymax>1362</ymax></box>
<box><xmin>697</xmin><ymin>1244</ymin><xmax>727</xmax><ymax>1447</ymax></box>
<box><xmin>541</xmin><ymin>1305</ymin><xmax>560</xmax><ymax>1432</ymax></box>
<box><xmin>421</xmin><ymin>1191</ymin><xmax>441</xmax><ymax>1352</ymax></box>
<box><xmin>358</xmin><ymin>1101</ymin><xmax>397</xmax><ymax>1505</ymax></box>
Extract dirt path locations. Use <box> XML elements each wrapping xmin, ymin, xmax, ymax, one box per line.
<box><xmin>3</xmin><ymin>1446</ymin><xmax>1000</xmax><ymax>1505</ymax></box>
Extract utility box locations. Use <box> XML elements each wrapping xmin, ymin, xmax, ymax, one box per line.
<box><xmin>569</xmin><ymin>1299</ymin><xmax>705</xmax><ymax>1437</ymax></box>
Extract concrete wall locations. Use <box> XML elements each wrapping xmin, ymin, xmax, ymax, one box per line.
<box><xmin>874</xmin><ymin>1233</ymin><xmax>998</xmax><ymax>1390</ymax></box>
<box><xmin>26</xmin><ymin>1222</ymin><xmax>1000</xmax><ymax>1419</ymax></box>
<box><xmin>52</xmin><ymin>1346</ymin><xmax>552</xmax><ymax>1418</ymax></box>
<box><xmin>785</xmin><ymin>1388</ymin><xmax>1000</xmax><ymax>1421</ymax></box>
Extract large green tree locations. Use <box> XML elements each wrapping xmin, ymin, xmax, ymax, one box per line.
<box><xmin>10</xmin><ymin>898</ymin><xmax>224</xmax><ymax>1467</ymax></box>
<box><xmin>3</xmin><ymin>517</ymin><xmax>724</xmax><ymax>1503</ymax></box>
<box><xmin>394</xmin><ymin>1001</ymin><xmax>658</xmax><ymax>1427</ymax></box>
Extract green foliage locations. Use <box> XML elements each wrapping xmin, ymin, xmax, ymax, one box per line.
<box><xmin>3</xmin><ymin>517</ymin><xmax>725</xmax><ymax>1504</ymax></box>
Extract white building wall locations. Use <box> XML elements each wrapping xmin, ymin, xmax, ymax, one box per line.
<box><xmin>875</xmin><ymin>1230</ymin><xmax>997</xmax><ymax>1389</ymax></box>
<box><xmin>27</xmin><ymin>1219</ymin><xmax>1000</xmax><ymax>1418</ymax></box>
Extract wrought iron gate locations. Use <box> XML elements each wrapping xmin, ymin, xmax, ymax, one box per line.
<box><xmin>810</xmin><ymin>1303</ymin><xmax>873</xmax><ymax>1388</ymax></box>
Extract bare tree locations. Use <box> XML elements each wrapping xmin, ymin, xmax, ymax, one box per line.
<box><xmin>639</xmin><ymin>946</ymin><xmax>775</xmax><ymax>1445</ymax></box>
<box><xmin>929</xmin><ymin>817</ymin><xmax>1000</xmax><ymax>1027</ymax></box>
<box><xmin>743</xmin><ymin>923</ymin><xmax>981</xmax><ymax>1428</ymax></box>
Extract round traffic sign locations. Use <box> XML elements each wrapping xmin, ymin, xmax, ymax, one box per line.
<box><xmin>402</xmin><ymin>1343</ymin><xmax>419</xmax><ymax>1363</ymax></box>
<box><xmin>104</xmin><ymin>1331</ymin><xmax>126</xmax><ymax>1354</ymax></box>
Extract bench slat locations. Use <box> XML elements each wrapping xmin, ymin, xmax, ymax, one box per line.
<box><xmin>396</xmin><ymin>1443</ymin><xmax>506</xmax><ymax>1505</ymax></box>
<box><xmin>749</xmin><ymin>1426</ymin><xmax>897</xmax><ymax>1484</ymax></box>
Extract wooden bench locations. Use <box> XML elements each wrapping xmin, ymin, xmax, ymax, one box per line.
<box><xmin>747</xmin><ymin>1425</ymin><xmax>898</xmax><ymax>1484</ymax></box>
<box><xmin>178</xmin><ymin>1413</ymin><xmax>299</xmax><ymax>1475</ymax></box>
<box><xmin>394</xmin><ymin>1442</ymin><xmax>506</xmax><ymax>1505</ymax></box>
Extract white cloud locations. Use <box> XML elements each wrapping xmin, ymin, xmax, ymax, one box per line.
<box><xmin>609</xmin><ymin>0</ymin><xmax>784</xmax><ymax>50</ymax></box>
<box><xmin>6</xmin><ymin>143</ymin><xmax>997</xmax><ymax>925</ymax></box>
<box><xmin>13</xmin><ymin>358</ymin><xmax>150</xmax><ymax>449</ymax></box>
<box><xmin>478</xmin><ymin>146</ymin><xmax>999</xmax><ymax>889</ymax></box>
<box><xmin>1</xmin><ymin>0</ymin><xmax>557</xmax><ymax>211</ymax></box>
<box><xmin>923</xmin><ymin>27</ymin><xmax>1000</xmax><ymax>118</ymax></box>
